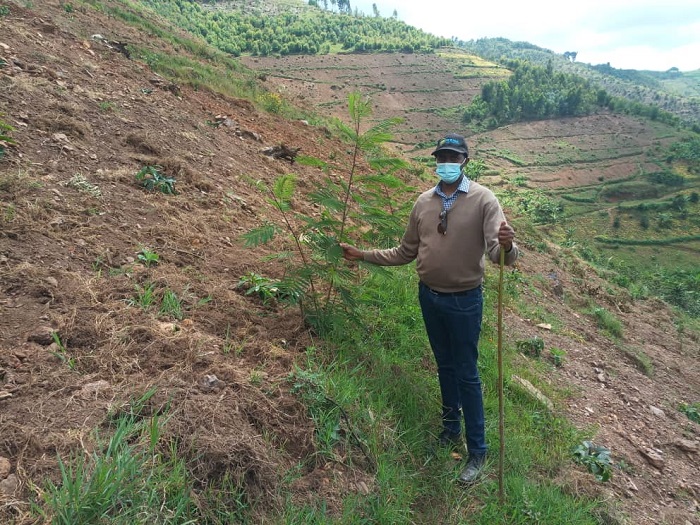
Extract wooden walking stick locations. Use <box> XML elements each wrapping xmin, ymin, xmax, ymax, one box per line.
<box><xmin>497</xmin><ymin>246</ymin><xmax>506</xmax><ymax>503</ymax></box>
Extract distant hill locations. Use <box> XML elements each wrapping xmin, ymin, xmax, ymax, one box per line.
<box><xmin>458</xmin><ymin>37</ymin><xmax>700</xmax><ymax>126</ymax></box>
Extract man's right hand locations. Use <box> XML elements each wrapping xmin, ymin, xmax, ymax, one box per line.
<box><xmin>339</xmin><ymin>243</ymin><xmax>364</xmax><ymax>261</ymax></box>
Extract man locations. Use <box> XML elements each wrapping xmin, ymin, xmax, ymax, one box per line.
<box><xmin>340</xmin><ymin>133</ymin><xmax>518</xmax><ymax>484</ymax></box>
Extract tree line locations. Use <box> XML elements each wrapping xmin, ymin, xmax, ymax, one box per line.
<box><xmin>463</xmin><ymin>59</ymin><xmax>683</xmax><ymax>128</ymax></box>
<box><xmin>140</xmin><ymin>0</ymin><xmax>449</xmax><ymax>56</ymax></box>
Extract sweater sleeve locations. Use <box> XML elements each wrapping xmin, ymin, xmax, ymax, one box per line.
<box><xmin>484</xmin><ymin>194</ymin><xmax>519</xmax><ymax>266</ymax></box>
<box><xmin>362</xmin><ymin>203</ymin><xmax>420</xmax><ymax>266</ymax></box>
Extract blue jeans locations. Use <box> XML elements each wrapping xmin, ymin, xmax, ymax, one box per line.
<box><xmin>418</xmin><ymin>282</ymin><xmax>486</xmax><ymax>455</ymax></box>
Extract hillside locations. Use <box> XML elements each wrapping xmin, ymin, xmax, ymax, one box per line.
<box><xmin>458</xmin><ymin>38</ymin><xmax>700</xmax><ymax>127</ymax></box>
<box><xmin>1</xmin><ymin>1</ymin><xmax>699</xmax><ymax>524</ymax></box>
<box><xmin>244</xmin><ymin>51</ymin><xmax>680</xmax><ymax>185</ymax></box>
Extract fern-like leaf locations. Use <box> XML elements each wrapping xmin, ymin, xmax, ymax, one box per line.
<box><xmin>295</xmin><ymin>155</ymin><xmax>328</xmax><ymax>170</ymax></box>
<box><xmin>366</xmin><ymin>157</ymin><xmax>409</xmax><ymax>173</ymax></box>
<box><xmin>309</xmin><ymin>186</ymin><xmax>345</xmax><ymax>212</ymax></box>
<box><xmin>273</xmin><ymin>174</ymin><xmax>297</xmax><ymax>204</ymax></box>
<box><xmin>262</xmin><ymin>251</ymin><xmax>295</xmax><ymax>262</ymax></box>
<box><xmin>335</xmin><ymin>119</ymin><xmax>357</xmax><ymax>143</ymax></box>
<box><xmin>241</xmin><ymin>223</ymin><xmax>277</xmax><ymax>247</ymax></box>
<box><xmin>348</xmin><ymin>91</ymin><xmax>371</xmax><ymax>124</ymax></box>
<box><xmin>359</xmin><ymin>173</ymin><xmax>407</xmax><ymax>189</ymax></box>
<box><xmin>358</xmin><ymin>117</ymin><xmax>403</xmax><ymax>149</ymax></box>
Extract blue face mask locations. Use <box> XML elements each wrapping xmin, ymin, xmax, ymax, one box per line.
<box><xmin>436</xmin><ymin>163</ymin><xmax>462</xmax><ymax>184</ymax></box>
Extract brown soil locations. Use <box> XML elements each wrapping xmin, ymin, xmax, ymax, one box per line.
<box><xmin>245</xmin><ymin>53</ymin><xmax>676</xmax><ymax>189</ymax></box>
<box><xmin>1</xmin><ymin>2</ymin><xmax>698</xmax><ymax>524</ymax></box>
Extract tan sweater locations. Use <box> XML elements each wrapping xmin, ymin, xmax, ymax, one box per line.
<box><xmin>362</xmin><ymin>182</ymin><xmax>519</xmax><ymax>292</ymax></box>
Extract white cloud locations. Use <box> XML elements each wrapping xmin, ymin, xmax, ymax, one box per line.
<box><xmin>348</xmin><ymin>0</ymin><xmax>700</xmax><ymax>71</ymax></box>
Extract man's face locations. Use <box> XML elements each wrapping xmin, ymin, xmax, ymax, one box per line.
<box><xmin>435</xmin><ymin>151</ymin><xmax>467</xmax><ymax>164</ymax></box>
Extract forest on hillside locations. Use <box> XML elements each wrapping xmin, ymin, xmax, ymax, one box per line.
<box><xmin>138</xmin><ymin>0</ymin><xmax>449</xmax><ymax>55</ymax></box>
<box><xmin>459</xmin><ymin>37</ymin><xmax>700</xmax><ymax>126</ymax></box>
<box><xmin>463</xmin><ymin>59</ymin><xmax>686</xmax><ymax>130</ymax></box>
<box><xmin>137</xmin><ymin>1</ymin><xmax>699</xmax><ymax>132</ymax></box>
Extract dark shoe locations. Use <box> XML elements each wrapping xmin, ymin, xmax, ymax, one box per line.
<box><xmin>458</xmin><ymin>453</ymin><xmax>486</xmax><ymax>484</ymax></box>
<box><xmin>438</xmin><ymin>429</ymin><xmax>463</xmax><ymax>448</ymax></box>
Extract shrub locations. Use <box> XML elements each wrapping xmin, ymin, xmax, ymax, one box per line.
<box><xmin>516</xmin><ymin>337</ymin><xmax>544</xmax><ymax>357</ymax></box>
<box><xmin>135</xmin><ymin>165</ymin><xmax>176</xmax><ymax>194</ymax></box>
<box><xmin>679</xmin><ymin>402</ymin><xmax>700</xmax><ymax>424</ymax></box>
<box><xmin>572</xmin><ymin>441</ymin><xmax>612</xmax><ymax>482</ymax></box>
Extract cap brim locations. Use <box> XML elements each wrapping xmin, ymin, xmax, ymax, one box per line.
<box><xmin>431</xmin><ymin>146</ymin><xmax>468</xmax><ymax>156</ymax></box>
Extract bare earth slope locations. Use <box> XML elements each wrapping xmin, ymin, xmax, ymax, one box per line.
<box><xmin>245</xmin><ymin>53</ymin><xmax>678</xmax><ymax>189</ymax></box>
<box><xmin>1</xmin><ymin>2</ymin><xmax>699</xmax><ymax>524</ymax></box>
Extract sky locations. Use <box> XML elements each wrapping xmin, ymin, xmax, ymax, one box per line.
<box><xmin>347</xmin><ymin>0</ymin><xmax>700</xmax><ymax>72</ymax></box>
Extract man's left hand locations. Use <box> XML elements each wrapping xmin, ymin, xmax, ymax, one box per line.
<box><xmin>498</xmin><ymin>221</ymin><xmax>515</xmax><ymax>251</ymax></box>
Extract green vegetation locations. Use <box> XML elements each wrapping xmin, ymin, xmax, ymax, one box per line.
<box><xmin>138</xmin><ymin>0</ymin><xmax>449</xmax><ymax>56</ymax></box>
<box><xmin>38</xmin><ymin>263</ymin><xmax>607</xmax><ymax>523</ymax></box>
<box><xmin>572</xmin><ymin>441</ymin><xmax>612</xmax><ymax>482</ymax></box>
<box><xmin>159</xmin><ymin>289</ymin><xmax>184</xmax><ymax>320</ymax></box>
<box><xmin>16</xmin><ymin>5</ymin><xmax>698</xmax><ymax>523</ymax></box>
<box><xmin>463</xmin><ymin>59</ymin><xmax>601</xmax><ymax>127</ymax></box>
<box><xmin>550</xmin><ymin>347</ymin><xmax>566</xmax><ymax>367</ymax></box>
<box><xmin>135</xmin><ymin>165</ymin><xmax>177</xmax><ymax>194</ymax></box>
<box><xmin>79</xmin><ymin>0</ymin><xmax>266</xmax><ymax>103</ymax></box>
<box><xmin>509</xmin><ymin>189</ymin><xmax>564</xmax><ymax>225</ymax></box>
<box><xmin>463</xmin><ymin>58</ymin><xmax>681</xmax><ymax>129</ymax></box>
<box><xmin>457</xmin><ymin>37</ymin><xmax>697</xmax><ymax>128</ymax></box>
<box><xmin>62</xmin><ymin>173</ymin><xmax>102</xmax><ymax>197</ymax></box>
<box><xmin>590</xmin><ymin>305</ymin><xmax>624</xmax><ymax>338</ymax></box>
<box><xmin>37</xmin><ymin>388</ymin><xmax>199</xmax><ymax>525</ymax></box>
<box><xmin>137</xmin><ymin>247</ymin><xmax>160</xmax><ymax>267</ymax></box>
<box><xmin>129</xmin><ymin>282</ymin><xmax>157</xmax><ymax>309</ymax></box>
<box><xmin>242</xmin><ymin>93</ymin><xmax>411</xmax><ymax>332</ymax></box>
<box><xmin>620</xmin><ymin>346</ymin><xmax>654</xmax><ymax>377</ymax></box>
<box><xmin>276</xmin><ymin>265</ymin><xmax>605</xmax><ymax>523</ymax></box>
<box><xmin>49</xmin><ymin>332</ymin><xmax>76</xmax><ymax>370</ymax></box>
<box><xmin>237</xmin><ymin>271</ymin><xmax>297</xmax><ymax>305</ymax></box>
<box><xmin>679</xmin><ymin>402</ymin><xmax>700</xmax><ymax>424</ymax></box>
<box><xmin>0</xmin><ymin>114</ymin><xmax>15</xmax><ymax>159</ymax></box>
<box><xmin>516</xmin><ymin>337</ymin><xmax>545</xmax><ymax>358</ymax></box>
<box><xmin>669</xmin><ymin>136</ymin><xmax>700</xmax><ymax>163</ymax></box>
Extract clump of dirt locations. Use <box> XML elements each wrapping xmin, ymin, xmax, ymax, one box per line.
<box><xmin>0</xmin><ymin>2</ymin><xmax>698</xmax><ymax>524</ymax></box>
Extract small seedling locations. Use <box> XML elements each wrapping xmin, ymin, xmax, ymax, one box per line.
<box><xmin>0</xmin><ymin>116</ymin><xmax>15</xmax><ymax>159</ymax></box>
<box><xmin>50</xmin><ymin>332</ymin><xmax>76</xmax><ymax>370</ymax></box>
<box><xmin>679</xmin><ymin>402</ymin><xmax>700</xmax><ymax>424</ymax></box>
<box><xmin>2</xmin><ymin>204</ymin><xmax>15</xmax><ymax>222</ymax></box>
<box><xmin>159</xmin><ymin>289</ymin><xmax>183</xmax><ymax>320</ymax></box>
<box><xmin>63</xmin><ymin>173</ymin><xmax>102</xmax><ymax>197</ymax></box>
<box><xmin>591</xmin><ymin>306</ymin><xmax>623</xmax><ymax>338</ymax></box>
<box><xmin>550</xmin><ymin>347</ymin><xmax>566</xmax><ymax>367</ymax></box>
<box><xmin>137</xmin><ymin>248</ymin><xmax>160</xmax><ymax>267</ymax></box>
<box><xmin>222</xmin><ymin>323</ymin><xmax>233</xmax><ymax>354</ymax></box>
<box><xmin>516</xmin><ymin>337</ymin><xmax>544</xmax><ymax>358</ymax></box>
<box><xmin>572</xmin><ymin>440</ymin><xmax>612</xmax><ymax>482</ymax></box>
<box><xmin>237</xmin><ymin>272</ymin><xmax>279</xmax><ymax>304</ymax></box>
<box><xmin>0</xmin><ymin>6</ymin><xmax>9</xmax><ymax>17</ymax></box>
<box><xmin>129</xmin><ymin>282</ymin><xmax>156</xmax><ymax>309</ymax></box>
<box><xmin>135</xmin><ymin>166</ymin><xmax>176</xmax><ymax>194</ymax></box>
<box><xmin>249</xmin><ymin>370</ymin><xmax>264</xmax><ymax>386</ymax></box>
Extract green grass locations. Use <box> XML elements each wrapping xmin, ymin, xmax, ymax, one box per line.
<box><xmin>159</xmin><ymin>289</ymin><xmax>184</xmax><ymax>320</ymax></box>
<box><xmin>37</xmin><ymin>388</ymin><xmax>197</xmax><ymax>525</ymax></box>
<box><xmin>36</xmin><ymin>266</ymin><xmax>610</xmax><ymax>524</ymax></box>
<box><xmin>619</xmin><ymin>346</ymin><xmax>654</xmax><ymax>376</ymax></box>
<box><xmin>279</xmin><ymin>265</ymin><xmax>606</xmax><ymax>523</ymax></box>
<box><xmin>589</xmin><ymin>305</ymin><xmax>624</xmax><ymax>339</ymax></box>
